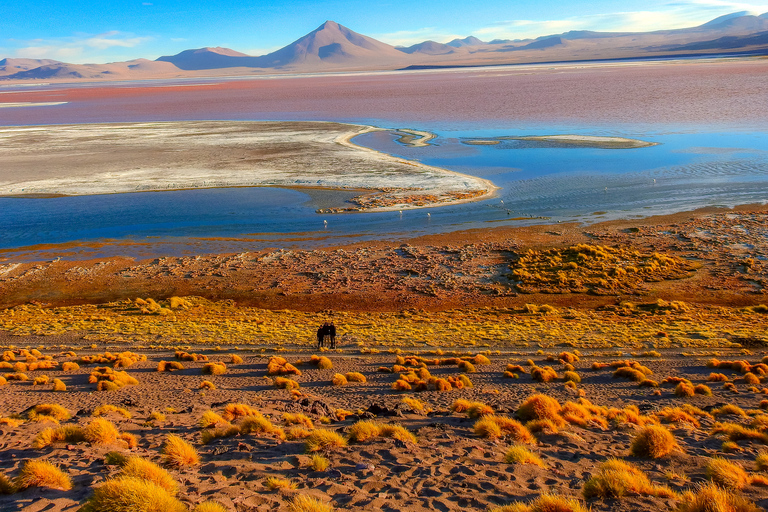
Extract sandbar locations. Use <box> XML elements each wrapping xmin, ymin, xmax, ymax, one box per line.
<box><xmin>0</xmin><ymin>121</ymin><xmax>497</xmax><ymax>212</ymax></box>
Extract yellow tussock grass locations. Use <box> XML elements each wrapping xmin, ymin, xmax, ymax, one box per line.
<box><xmin>283</xmin><ymin>413</ymin><xmax>313</xmax><ymax>428</ymax></box>
<box><xmin>289</xmin><ymin>495</ymin><xmax>334</xmax><ymax>512</ymax></box>
<box><xmin>230</xmin><ymin>354</ymin><xmax>244</xmax><ymax>364</ymax></box>
<box><xmin>15</xmin><ymin>460</ymin><xmax>71</xmax><ymax>491</ymax></box>
<box><xmin>194</xmin><ymin>502</ymin><xmax>228</xmax><ymax>512</ymax></box>
<box><xmin>331</xmin><ymin>373</ymin><xmax>348</xmax><ymax>386</ymax></box>
<box><xmin>706</xmin><ymin>457</ymin><xmax>749</xmax><ymax>490</ymax></box>
<box><xmin>274</xmin><ymin>376</ymin><xmax>300</xmax><ymax>390</ymax></box>
<box><xmin>119</xmin><ymin>432</ymin><xmax>138</xmax><ymax>450</ymax></box>
<box><xmin>80</xmin><ymin>476</ymin><xmax>186</xmax><ymax>512</ymax></box>
<box><xmin>467</xmin><ymin>402</ymin><xmax>494</xmax><ymax>418</ymax></box>
<box><xmin>287</xmin><ymin>426</ymin><xmax>312</xmax><ymax>440</ymax></box>
<box><xmin>756</xmin><ymin>452</ymin><xmax>768</xmax><ymax>471</ymax></box>
<box><xmin>490</xmin><ymin>493</ymin><xmax>588</xmax><ymax>512</ymax></box>
<box><xmin>202</xmin><ymin>362</ymin><xmax>227</xmax><ymax>375</ymax></box>
<box><xmin>517</xmin><ymin>394</ymin><xmax>563</xmax><ymax>423</ymax></box>
<box><xmin>93</xmin><ymin>404</ymin><xmax>132</xmax><ymax>419</ymax></box>
<box><xmin>28</xmin><ymin>403</ymin><xmax>70</xmax><ymax>422</ymax></box>
<box><xmin>199</xmin><ymin>380</ymin><xmax>216</xmax><ymax>390</ymax></box>
<box><xmin>86</xmin><ymin>418</ymin><xmax>120</xmax><ymax>445</ymax></box>
<box><xmin>33</xmin><ymin>424</ymin><xmax>86</xmax><ymax>448</ymax></box>
<box><xmin>379</xmin><ymin>423</ymin><xmax>417</xmax><ymax>443</ymax></box>
<box><xmin>345</xmin><ymin>372</ymin><xmax>366</xmax><ymax>383</ymax></box>
<box><xmin>51</xmin><ymin>378</ymin><xmax>66</xmax><ymax>391</ymax></box>
<box><xmin>675</xmin><ymin>482</ymin><xmax>760</xmax><ymax>512</ymax></box>
<box><xmin>309</xmin><ymin>454</ymin><xmax>330</xmax><ymax>472</ymax></box>
<box><xmin>222</xmin><ymin>403</ymin><xmax>260</xmax><ymax>421</ymax></box>
<box><xmin>120</xmin><ymin>456</ymin><xmax>178</xmax><ymax>495</ymax></box>
<box><xmin>200</xmin><ymin>410</ymin><xmax>228</xmax><ymax>428</ymax></box>
<box><xmin>305</xmin><ymin>429</ymin><xmax>347</xmax><ymax>452</ymax></box>
<box><xmin>265</xmin><ymin>476</ymin><xmax>296</xmax><ymax>490</ymax></box>
<box><xmin>582</xmin><ymin>458</ymin><xmax>678</xmax><ymax>499</ymax></box>
<box><xmin>349</xmin><ymin>420</ymin><xmax>382</xmax><ymax>442</ymax></box>
<box><xmin>163</xmin><ymin>434</ymin><xmax>199</xmax><ymax>467</ymax></box>
<box><xmin>0</xmin><ymin>472</ymin><xmax>14</xmax><ymax>494</ymax></box>
<box><xmin>505</xmin><ymin>445</ymin><xmax>545</xmax><ymax>467</ymax></box>
<box><xmin>629</xmin><ymin>425</ymin><xmax>679</xmax><ymax>458</ymax></box>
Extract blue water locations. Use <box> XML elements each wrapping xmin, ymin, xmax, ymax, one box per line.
<box><xmin>1</xmin><ymin>124</ymin><xmax>767</xmax><ymax>261</ymax></box>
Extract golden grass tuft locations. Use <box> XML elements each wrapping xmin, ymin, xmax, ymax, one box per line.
<box><xmin>675</xmin><ymin>482</ymin><xmax>761</xmax><ymax>512</ymax></box>
<box><xmin>517</xmin><ymin>394</ymin><xmax>563</xmax><ymax>423</ymax></box>
<box><xmin>713</xmin><ymin>404</ymin><xmax>748</xmax><ymax>418</ymax></box>
<box><xmin>15</xmin><ymin>460</ymin><xmax>72</xmax><ymax>491</ymax></box>
<box><xmin>379</xmin><ymin>423</ymin><xmax>417</xmax><ymax>443</ymax></box>
<box><xmin>85</xmin><ymin>417</ymin><xmax>120</xmax><ymax>445</ymax></box>
<box><xmin>331</xmin><ymin>373</ymin><xmax>348</xmax><ymax>386</ymax></box>
<box><xmin>345</xmin><ymin>371</ymin><xmax>366</xmax><ymax>383</ymax></box>
<box><xmin>265</xmin><ymin>476</ymin><xmax>297</xmax><ymax>490</ymax></box>
<box><xmin>283</xmin><ymin>413</ymin><xmax>313</xmax><ymax>429</ymax></box>
<box><xmin>230</xmin><ymin>354</ymin><xmax>244</xmax><ymax>364</ymax></box>
<box><xmin>33</xmin><ymin>424</ymin><xmax>86</xmax><ymax>448</ymax></box>
<box><xmin>28</xmin><ymin>403</ymin><xmax>70</xmax><ymax>422</ymax></box>
<box><xmin>120</xmin><ymin>456</ymin><xmax>178</xmax><ymax>495</ymax></box>
<box><xmin>199</xmin><ymin>380</ymin><xmax>216</xmax><ymax>390</ymax></box>
<box><xmin>93</xmin><ymin>404</ymin><xmax>132</xmax><ymax>419</ymax></box>
<box><xmin>0</xmin><ymin>472</ymin><xmax>15</xmax><ymax>494</ymax></box>
<box><xmin>583</xmin><ymin>458</ymin><xmax>677</xmax><ymax>499</ymax></box>
<box><xmin>274</xmin><ymin>376</ymin><xmax>300</xmax><ymax>390</ymax></box>
<box><xmin>756</xmin><ymin>452</ymin><xmax>768</xmax><ymax>471</ymax></box>
<box><xmin>193</xmin><ymin>502</ymin><xmax>228</xmax><ymax>512</ymax></box>
<box><xmin>504</xmin><ymin>445</ymin><xmax>545</xmax><ymax>467</ymax></box>
<box><xmin>289</xmin><ymin>495</ymin><xmax>335</xmax><ymax>512</ymax></box>
<box><xmin>163</xmin><ymin>434</ymin><xmax>199</xmax><ymax>467</ymax></box>
<box><xmin>309</xmin><ymin>454</ymin><xmax>330</xmax><ymax>472</ymax></box>
<box><xmin>305</xmin><ymin>429</ymin><xmax>347</xmax><ymax>453</ymax></box>
<box><xmin>674</xmin><ymin>381</ymin><xmax>696</xmax><ymax>397</ymax></box>
<box><xmin>80</xmin><ymin>476</ymin><xmax>186</xmax><ymax>512</ymax></box>
<box><xmin>222</xmin><ymin>403</ymin><xmax>260</xmax><ymax>421</ymax></box>
<box><xmin>348</xmin><ymin>420</ymin><xmax>382</xmax><ymax>442</ymax></box>
<box><xmin>705</xmin><ymin>457</ymin><xmax>749</xmax><ymax>490</ymax></box>
<box><xmin>629</xmin><ymin>425</ymin><xmax>679</xmax><ymax>458</ymax></box>
<box><xmin>490</xmin><ymin>493</ymin><xmax>588</xmax><ymax>512</ymax></box>
<box><xmin>202</xmin><ymin>362</ymin><xmax>227</xmax><ymax>375</ymax></box>
<box><xmin>467</xmin><ymin>402</ymin><xmax>494</xmax><ymax>418</ymax></box>
<box><xmin>287</xmin><ymin>426</ymin><xmax>312</xmax><ymax>440</ymax></box>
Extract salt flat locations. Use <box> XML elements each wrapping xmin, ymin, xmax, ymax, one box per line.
<box><xmin>0</xmin><ymin>121</ymin><xmax>495</xmax><ymax>211</ymax></box>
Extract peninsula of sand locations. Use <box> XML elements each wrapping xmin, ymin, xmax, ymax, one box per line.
<box><xmin>0</xmin><ymin>121</ymin><xmax>496</xmax><ymax>212</ymax></box>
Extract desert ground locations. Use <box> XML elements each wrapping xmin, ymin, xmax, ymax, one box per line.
<box><xmin>1</xmin><ymin>204</ymin><xmax>768</xmax><ymax>511</ymax></box>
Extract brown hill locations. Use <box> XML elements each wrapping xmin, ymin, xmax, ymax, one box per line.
<box><xmin>156</xmin><ymin>46</ymin><xmax>262</xmax><ymax>70</ymax></box>
<box><xmin>0</xmin><ymin>58</ymin><xmax>62</xmax><ymax>76</ymax></box>
<box><xmin>255</xmin><ymin>20</ymin><xmax>412</xmax><ymax>70</ymax></box>
<box><xmin>4</xmin><ymin>59</ymin><xmax>180</xmax><ymax>80</ymax></box>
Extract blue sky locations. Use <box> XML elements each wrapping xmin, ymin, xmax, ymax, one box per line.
<box><xmin>2</xmin><ymin>0</ymin><xmax>767</xmax><ymax>63</ymax></box>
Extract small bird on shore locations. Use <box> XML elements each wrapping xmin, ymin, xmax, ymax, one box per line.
<box><xmin>323</xmin><ymin>220</ymin><xmax>328</xmax><ymax>227</ymax></box>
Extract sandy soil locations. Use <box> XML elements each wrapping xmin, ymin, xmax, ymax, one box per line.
<box><xmin>0</xmin><ymin>121</ymin><xmax>494</xmax><ymax>211</ymax></box>
<box><xmin>1</xmin><ymin>342</ymin><xmax>767</xmax><ymax>512</ymax></box>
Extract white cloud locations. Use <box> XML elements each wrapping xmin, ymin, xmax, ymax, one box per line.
<box><xmin>472</xmin><ymin>1</ymin><xmax>768</xmax><ymax>41</ymax></box>
<box><xmin>372</xmin><ymin>28</ymin><xmax>465</xmax><ymax>47</ymax></box>
<box><xmin>10</xmin><ymin>31</ymin><xmax>154</xmax><ymax>63</ymax></box>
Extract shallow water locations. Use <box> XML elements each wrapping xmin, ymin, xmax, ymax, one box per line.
<box><xmin>0</xmin><ymin>122</ymin><xmax>767</xmax><ymax>261</ymax></box>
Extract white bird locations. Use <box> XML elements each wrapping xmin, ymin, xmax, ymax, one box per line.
<box><xmin>500</xmin><ymin>200</ymin><xmax>504</xmax><ymax>205</ymax></box>
<box><xmin>427</xmin><ymin>213</ymin><xmax>431</xmax><ymax>217</ymax></box>
<box><xmin>323</xmin><ymin>220</ymin><xmax>328</xmax><ymax>227</ymax></box>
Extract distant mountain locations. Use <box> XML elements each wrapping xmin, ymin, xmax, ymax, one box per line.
<box><xmin>3</xmin><ymin>12</ymin><xmax>768</xmax><ymax>81</ymax></box>
<box><xmin>446</xmin><ymin>36</ymin><xmax>484</xmax><ymax>48</ymax></box>
<box><xmin>399</xmin><ymin>40</ymin><xmax>457</xmax><ymax>55</ymax></box>
<box><xmin>700</xmin><ymin>11</ymin><xmax>757</xmax><ymax>27</ymax></box>
<box><xmin>654</xmin><ymin>30</ymin><xmax>768</xmax><ymax>51</ymax></box>
<box><xmin>520</xmin><ymin>36</ymin><xmax>567</xmax><ymax>50</ymax></box>
<box><xmin>0</xmin><ymin>58</ymin><xmax>62</xmax><ymax>76</ymax></box>
<box><xmin>3</xmin><ymin>59</ymin><xmax>179</xmax><ymax>80</ymax></box>
<box><xmin>255</xmin><ymin>20</ymin><xmax>410</xmax><ymax>69</ymax></box>
<box><xmin>157</xmin><ymin>47</ymin><xmax>260</xmax><ymax>70</ymax></box>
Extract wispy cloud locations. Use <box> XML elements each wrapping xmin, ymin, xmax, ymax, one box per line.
<box><xmin>372</xmin><ymin>28</ymin><xmax>465</xmax><ymax>47</ymax></box>
<box><xmin>471</xmin><ymin>0</ymin><xmax>768</xmax><ymax>41</ymax></box>
<box><xmin>9</xmin><ymin>31</ymin><xmax>154</xmax><ymax>63</ymax></box>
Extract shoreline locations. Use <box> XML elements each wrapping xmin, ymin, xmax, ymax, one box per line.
<box><xmin>0</xmin><ymin>121</ymin><xmax>496</xmax><ymax>213</ymax></box>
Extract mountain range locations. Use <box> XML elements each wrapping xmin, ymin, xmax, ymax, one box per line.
<box><xmin>2</xmin><ymin>14</ymin><xmax>768</xmax><ymax>80</ymax></box>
